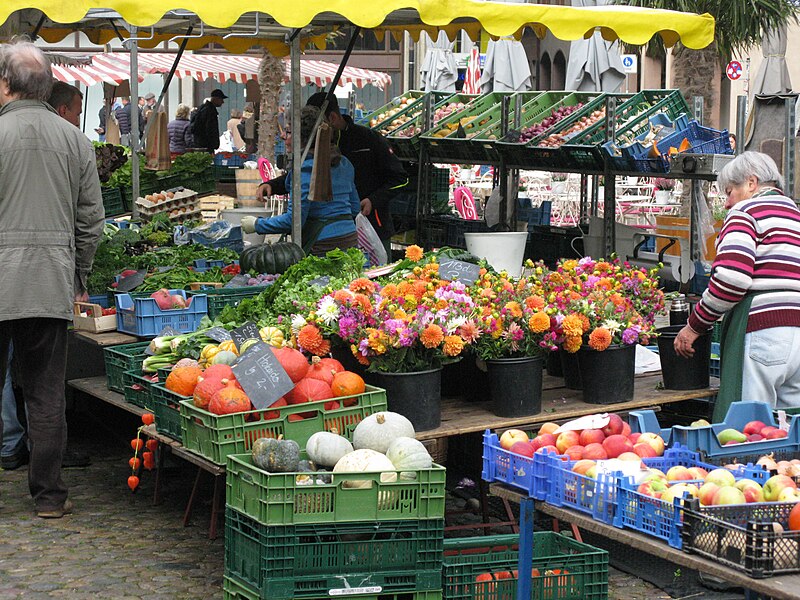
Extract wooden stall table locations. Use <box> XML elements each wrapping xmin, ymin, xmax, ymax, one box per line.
<box><xmin>67</xmin><ymin>376</ymin><xmax>225</xmax><ymax>539</ymax></box>
<box><xmin>72</xmin><ymin>329</ymin><xmax>138</xmax><ymax>347</ymax></box>
<box><xmin>490</xmin><ymin>483</ymin><xmax>800</xmax><ymax>600</ymax></box>
<box><xmin>416</xmin><ymin>371</ymin><xmax>717</xmax><ymax>442</ymax></box>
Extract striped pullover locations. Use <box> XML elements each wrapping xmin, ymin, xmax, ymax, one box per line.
<box><xmin>688</xmin><ymin>191</ymin><xmax>800</xmax><ymax>334</ymax></box>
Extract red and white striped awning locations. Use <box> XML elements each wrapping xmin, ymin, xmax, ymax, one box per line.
<box><xmin>50</xmin><ymin>61</ymin><xmax>137</xmax><ymax>86</ymax></box>
<box><xmin>92</xmin><ymin>53</ymin><xmax>392</xmax><ymax>89</ymax></box>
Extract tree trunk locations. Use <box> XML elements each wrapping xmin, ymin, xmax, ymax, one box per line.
<box><xmin>257</xmin><ymin>51</ymin><xmax>285</xmax><ymax>161</ymax></box>
<box><xmin>670</xmin><ymin>43</ymin><xmax>721</xmax><ymax>219</ymax></box>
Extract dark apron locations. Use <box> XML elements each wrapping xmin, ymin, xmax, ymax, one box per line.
<box><xmin>300</xmin><ymin>214</ymin><xmax>353</xmax><ymax>255</ymax></box>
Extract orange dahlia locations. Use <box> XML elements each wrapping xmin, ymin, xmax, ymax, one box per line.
<box><xmin>525</xmin><ymin>295</ymin><xmax>545</xmax><ymax>310</ymax></box>
<box><xmin>528</xmin><ymin>312</ymin><xmax>551</xmax><ymax>333</ymax></box>
<box><xmin>405</xmin><ymin>245</ymin><xmax>424</xmax><ymax>262</ymax></box>
<box><xmin>297</xmin><ymin>324</ymin><xmax>328</xmax><ymax>356</ymax></box>
<box><xmin>563</xmin><ymin>335</ymin><xmax>583</xmax><ymax>353</ymax></box>
<box><xmin>442</xmin><ymin>335</ymin><xmax>465</xmax><ymax>357</ymax></box>
<box><xmin>578</xmin><ymin>314</ymin><xmax>591</xmax><ymax>333</ymax></box>
<box><xmin>349</xmin><ymin>278</ymin><xmax>376</xmax><ymax>294</ymax></box>
<box><xmin>562</xmin><ymin>314</ymin><xmax>584</xmax><ymax>338</ymax></box>
<box><xmin>588</xmin><ymin>327</ymin><xmax>612</xmax><ymax>351</ymax></box>
<box><xmin>504</xmin><ymin>301</ymin><xmax>523</xmax><ymax>318</ymax></box>
<box><xmin>420</xmin><ymin>324</ymin><xmax>444</xmax><ymax>348</ymax></box>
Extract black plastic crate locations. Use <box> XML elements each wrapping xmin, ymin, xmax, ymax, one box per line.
<box><xmin>446</xmin><ymin>218</ymin><xmax>491</xmax><ymax>250</ymax></box>
<box><xmin>419</xmin><ymin>216</ymin><xmax>451</xmax><ymax>249</ymax></box>
<box><xmin>102</xmin><ymin>186</ymin><xmax>126</xmax><ymax>217</ymax></box>
<box><xmin>525</xmin><ymin>225</ymin><xmax>584</xmax><ymax>268</ymax></box>
<box><xmin>225</xmin><ymin>508</ymin><xmax>443</xmax><ymax>598</ymax></box>
<box><xmin>682</xmin><ymin>498</ymin><xmax>800</xmax><ymax>578</ymax></box>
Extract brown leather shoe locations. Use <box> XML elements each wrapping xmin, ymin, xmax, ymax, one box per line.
<box><xmin>36</xmin><ymin>499</ymin><xmax>74</xmax><ymax>519</ymax></box>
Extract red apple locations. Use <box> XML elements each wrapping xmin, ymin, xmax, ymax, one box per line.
<box><xmin>747</xmin><ymin>434</ymin><xmax>764</xmax><ymax>442</ymax></box>
<box><xmin>686</xmin><ymin>467</ymin><xmax>709</xmax><ymax>480</ymax></box>
<box><xmin>529</xmin><ymin>437</ymin><xmax>542</xmax><ymax>452</ymax></box>
<box><xmin>735</xmin><ymin>480</ymin><xmax>764</xmax><ymax>503</ymax></box>
<box><xmin>665</xmin><ymin>466</ymin><xmax>692</xmax><ymax>482</ymax></box>
<box><xmin>564</xmin><ymin>445</ymin><xmax>584</xmax><ymax>461</ymax></box>
<box><xmin>536</xmin><ymin>445</ymin><xmax>559</xmax><ymax>455</ymax></box>
<box><xmin>766</xmin><ymin>429</ymin><xmax>789</xmax><ymax>440</ymax></box>
<box><xmin>601</xmin><ymin>414</ymin><xmax>624</xmax><ymax>437</ymax></box>
<box><xmin>628</xmin><ymin>432</ymin><xmax>641</xmax><ymax>445</ymax></box>
<box><xmin>602</xmin><ymin>434</ymin><xmax>633</xmax><ymax>459</ymax></box>
<box><xmin>637</xmin><ymin>432</ymin><xmax>665</xmax><ymax>456</ymax></box>
<box><xmin>633</xmin><ymin>443</ymin><xmax>658</xmax><ymax>458</ymax></box>
<box><xmin>556</xmin><ymin>431</ymin><xmax>580</xmax><ymax>454</ymax></box>
<box><xmin>764</xmin><ymin>474</ymin><xmax>797</xmax><ymax>501</ymax></box>
<box><xmin>618</xmin><ymin>452</ymin><xmax>643</xmax><ymax>463</ymax></box>
<box><xmin>724</xmin><ymin>440</ymin><xmax>739</xmax><ymax>445</ymax></box>
<box><xmin>535</xmin><ymin>434</ymin><xmax>557</xmax><ymax>449</ymax></box>
<box><xmin>705</xmin><ymin>468</ymin><xmax>736</xmax><ymax>487</ymax></box>
<box><xmin>571</xmin><ymin>459</ymin><xmax>596</xmax><ymax>475</ymax></box>
<box><xmin>621</xmin><ymin>422</ymin><xmax>632</xmax><ymax>437</ymax></box>
<box><xmin>638</xmin><ymin>479</ymin><xmax>668</xmax><ymax>498</ymax></box>
<box><xmin>743</xmin><ymin>420</ymin><xmax>767</xmax><ymax>436</ymax></box>
<box><xmin>579</xmin><ymin>429</ymin><xmax>605</xmax><ymax>446</ymax></box>
<box><xmin>582</xmin><ymin>443</ymin><xmax>608</xmax><ymax>460</ymax></box>
<box><xmin>538</xmin><ymin>422</ymin><xmax>560</xmax><ymax>436</ymax></box>
<box><xmin>760</xmin><ymin>426</ymin><xmax>778</xmax><ymax>438</ymax></box>
<box><xmin>500</xmin><ymin>429</ymin><xmax>529</xmax><ymax>450</ymax></box>
<box><xmin>698</xmin><ymin>482</ymin><xmax>720</xmax><ymax>506</ymax></box>
<box><xmin>510</xmin><ymin>441</ymin><xmax>535</xmax><ymax>458</ymax></box>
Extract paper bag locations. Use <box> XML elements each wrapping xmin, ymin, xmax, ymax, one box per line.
<box><xmin>145</xmin><ymin>111</ymin><xmax>171</xmax><ymax>171</ymax></box>
<box><xmin>309</xmin><ymin>122</ymin><xmax>333</xmax><ymax>202</ymax></box>
<box><xmin>105</xmin><ymin>110</ymin><xmax>121</xmax><ymax>145</ymax></box>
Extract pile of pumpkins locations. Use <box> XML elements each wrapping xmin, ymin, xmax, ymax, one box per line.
<box><xmin>165</xmin><ymin>345</ymin><xmax>368</xmax><ymax>419</ymax></box>
<box><xmin>252</xmin><ymin>410</ymin><xmax>435</xmax><ymax>486</ymax></box>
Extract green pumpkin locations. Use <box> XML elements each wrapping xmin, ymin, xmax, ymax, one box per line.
<box><xmin>252</xmin><ymin>437</ymin><xmax>301</xmax><ymax>472</ymax></box>
<box><xmin>239</xmin><ymin>242</ymin><xmax>305</xmax><ymax>275</ymax></box>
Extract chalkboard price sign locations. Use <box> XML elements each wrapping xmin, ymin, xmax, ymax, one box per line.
<box><xmin>205</xmin><ymin>327</ymin><xmax>232</xmax><ymax>343</ymax></box>
<box><xmin>438</xmin><ymin>259</ymin><xmax>481</xmax><ymax>285</ymax></box>
<box><xmin>231</xmin><ymin>342</ymin><xmax>294</xmax><ymax>409</ymax></box>
<box><xmin>116</xmin><ymin>270</ymin><xmax>147</xmax><ymax>293</ymax></box>
<box><xmin>230</xmin><ymin>321</ymin><xmax>261</xmax><ymax>350</ymax></box>
<box><xmin>224</xmin><ymin>274</ymin><xmax>250</xmax><ymax>288</ymax></box>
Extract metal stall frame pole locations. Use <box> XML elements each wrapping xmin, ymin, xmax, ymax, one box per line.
<box><xmin>735</xmin><ymin>95</ymin><xmax>747</xmax><ymax>156</ymax></box>
<box><xmin>498</xmin><ymin>95</ymin><xmax>511</xmax><ymax>231</ymax></box>
<box><xmin>290</xmin><ymin>32</ymin><xmax>303</xmax><ymax>245</ymax></box>
<box><xmin>416</xmin><ymin>92</ymin><xmax>434</xmax><ymax>238</ymax></box>
<box><xmin>785</xmin><ymin>97</ymin><xmax>796</xmax><ymax>197</ymax></box>
<box><xmin>603</xmin><ymin>95</ymin><xmax>618</xmax><ymax>256</ymax></box>
<box><xmin>129</xmin><ymin>26</ymin><xmax>139</xmax><ymax>218</ymax></box>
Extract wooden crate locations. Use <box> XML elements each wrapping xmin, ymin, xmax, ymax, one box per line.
<box><xmin>200</xmin><ymin>194</ymin><xmax>236</xmax><ymax>222</ymax></box>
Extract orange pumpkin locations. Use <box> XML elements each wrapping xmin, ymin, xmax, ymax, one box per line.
<box><xmin>306</xmin><ymin>356</ymin><xmax>337</xmax><ymax>386</ymax></box>
<box><xmin>474</xmin><ymin>573</ymin><xmax>495</xmax><ymax>600</ymax></box>
<box><xmin>331</xmin><ymin>371</ymin><xmax>365</xmax><ymax>406</ymax></box>
<box><xmin>208</xmin><ymin>379</ymin><xmax>252</xmax><ymax>415</ymax></box>
<box><xmin>165</xmin><ymin>365</ymin><xmax>203</xmax><ymax>396</ymax></box>
<box><xmin>203</xmin><ymin>364</ymin><xmax>234</xmax><ymax>380</ymax></box>
<box><xmin>320</xmin><ymin>357</ymin><xmax>344</xmax><ymax>374</ymax></box>
<box><xmin>271</xmin><ymin>346</ymin><xmax>310</xmax><ymax>383</ymax></box>
<box><xmin>193</xmin><ymin>375</ymin><xmax>227</xmax><ymax>409</ymax></box>
<box><xmin>264</xmin><ymin>397</ymin><xmax>288</xmax><ymax>420</ymax></box>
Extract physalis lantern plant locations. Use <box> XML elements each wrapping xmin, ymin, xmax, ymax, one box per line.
<box><xmin>302</xmin><ymin>245</ymin><xmax>477</xmax><ymax>373</ymax></box>
<box><xmin>471</xmin><ymin>270</ymin><xmax>557</xmax><ymax>361</ymax></box>
<box><xmin>541</xmin><ymin>257</ymin><xmax>664</xmax><ymax>352</ymax></box>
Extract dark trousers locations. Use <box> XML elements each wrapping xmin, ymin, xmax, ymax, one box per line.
<box><xmin>0</xmin><ymin>318</ymin><xmax>68</xmax><ymax>511</ymax></box>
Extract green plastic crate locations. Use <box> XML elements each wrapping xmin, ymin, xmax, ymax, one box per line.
<box><xmin>102</xmin><ymin>186</ymin><xmax>126</xmax><ymax>217</ymax></box>
<box><xmin>180</xmin><ymin>384</ymin><xmax>388</xmax><ymax>465</ymax></box>
<box><xmin>223</xmin><ymin>575</ymin><xmax>443</xmax><ymax>600</ymax></box>
<box><xmin>214</xmin><ymin>164</ymin><xmax>241</xmax><ymax>181</ymax></box>
<box><xmin>442</xmin><ymin>533</ymin><xmax>608</xmax><ymax>600</ymax></box>
<box><xmin>187</xmin><ymin>286</ymin><xmax>267</xmax><ymax>320</ymax></box>
<box><xmin>150</xmin><ymin>382</ymin><xmax>185</xmax><ymax>441</ymax></box>
<box><xmin>367</xmin><ymin>90</ymin><xmax>427</xmax><ymax>131</ymax></box>
<box><xmin>103</xmin><ymin>341</ymin><xmax>151</xmax><ymax>393</ymax></box>
<box><xmin>225</xmin><ymin>508</ymin><xmax>443</xmax><ymax>599</ymax></box>
<box><xmin>374</xmin><ymin>91</ymin><xmax>451</xmax><ymax>138</ymax></box>
<box><xmin>226</xmin><ymin>453</ymin><xmax>446</xmax><ymax>526</ymax></box>
<box><xmin>495</xmin><ymin>92</ymin><xmax>603</xmax><ymax>169</ymax></box>
<box><xmin>122</xmin><ymin>369</ymin><xmax>157</xmax><ymax>411</ymax></box>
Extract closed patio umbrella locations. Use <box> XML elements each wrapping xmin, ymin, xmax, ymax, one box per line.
<box><xmin>565</xmin><ymin>0</ymin><xmax>626</xmax><ymax>92</ymax></box>
<box><xmin>463</xmin><ymin>46</ymin><xmax>482</xmax><ymax>94</ymax></box>
<box><xmin>479</xmin><ymin>37</ymin><xmax>531</xmax><ymax>92</ymax></box>
<box><xmin>420</xmin><ymin>31</ymin><xmax>459</xmax><ymax>91</ymax></box>
<box><xmin>752</xmin><ymin>25</ymin><xmax>792</xmax><ymax>96</ymax></box>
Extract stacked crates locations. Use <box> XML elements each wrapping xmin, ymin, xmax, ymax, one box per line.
<box><xmin>224</xmin><ymin>453</ymin><xmax>447</xmax><ymax>599</ymax></box>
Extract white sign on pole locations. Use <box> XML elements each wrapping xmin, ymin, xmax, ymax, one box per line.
<box><xmin>621</xmin><ymin>54</ymin><xmax>637</xmax><ymax>74</ymax></box>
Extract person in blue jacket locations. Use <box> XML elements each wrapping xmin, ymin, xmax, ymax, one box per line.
<box><xmin>241</xmin><ymin>105</ymin><xmax>360</xmax><ymax>256</ymax></box>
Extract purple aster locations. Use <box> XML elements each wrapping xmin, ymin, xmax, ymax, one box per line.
<box><xmin>622</xmin><ymin>326</ymin><xmax>640</xmax><ymax>345</ymax></box>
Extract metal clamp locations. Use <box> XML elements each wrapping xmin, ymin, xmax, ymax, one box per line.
<box><xmin>223</xmin><ymin>13</ymin><xmax>261</xmax><ymax>39</ymax></box>
<box><xmin>123</xmin><ymin>26</ymin><xmax>155</xmax><ymax>43</ymax></box>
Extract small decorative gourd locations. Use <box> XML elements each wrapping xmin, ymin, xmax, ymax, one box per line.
<box><xmin>352</xmin><ymin>412</ymin><xmax>415</xmax><ymax>454</ymax></box>
<box><xmin>251</xmin><ymin>436</ymin><xmax>301</xmax><ymax>472</ymax></box>
<box><xmin>306</xmin><ymin>431</ymin><xmax>354</xmax><ymax>468</ymax></box>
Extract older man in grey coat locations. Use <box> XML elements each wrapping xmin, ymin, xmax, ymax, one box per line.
<box><xmin>0</xmin><ymin>41</ymin><xmax>104</xmax><ymax>518</ymax></box>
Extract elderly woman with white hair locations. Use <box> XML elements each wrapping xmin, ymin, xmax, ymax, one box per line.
<box><xmin>674</xmin><ymin>151</ymin><xmax>800</xmax><ymax>419</ymax></box>
<box><xmin>167</xmin><ymin>103</ymin><xmax>194</xmax><ymax>156</ymax></box>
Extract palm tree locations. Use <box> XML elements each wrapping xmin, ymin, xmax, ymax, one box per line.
<box><xmin>620</xmin><ymin>0</ymin><xmax>799</xmax><ymax>128</ymax></box>
<box><xmin>257</xmin><ymin>51</ymin><xmax>285</xmax><ymax>160</ymax></box>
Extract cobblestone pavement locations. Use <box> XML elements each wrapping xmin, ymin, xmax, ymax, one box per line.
<box><xmin>0</xmin><ymin>412</ymin><xmax>674</xmax><ymax>600</ymax></box>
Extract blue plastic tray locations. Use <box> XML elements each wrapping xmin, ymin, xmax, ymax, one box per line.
<box><xmin>481</xmin><ymin>430</ymin><xmax>557</xmax><ymax>501</ymax></box>
<box><xmin>115</xmin><ymin>289</ymin><xmax>208</xmax><ymax>338</ymax></box>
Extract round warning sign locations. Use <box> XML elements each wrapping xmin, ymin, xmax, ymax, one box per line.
<box><xmin>726</xmin><ymin>61</ymin><xmax>743</xmax><ymax>81</ymax></box>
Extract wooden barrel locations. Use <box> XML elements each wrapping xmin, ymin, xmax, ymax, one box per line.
<box><xmin>235</xmin><ymin>168</ymin><xmax>264</xmax><ymax>207</ymax></box>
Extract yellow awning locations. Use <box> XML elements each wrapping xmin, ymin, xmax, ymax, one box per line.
<box><xmin>2</xmin><ymin>1</ymin><xmax>715</xmax><ymax>53</ymax></box>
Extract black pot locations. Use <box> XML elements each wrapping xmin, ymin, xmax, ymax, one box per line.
<box><xmin>371</xmin><ymin>368</ymin><xmax>442</xmax><ymax>431</ymax></box>
<box><xmin>577</xmin><ymin>345</ymin><xmax>636</xmax><ymax>404</ymax></box>
<box><xmin>486</xmin><ymin>356</ymin><xmax>544</xmax><ymax>417</ymax></box>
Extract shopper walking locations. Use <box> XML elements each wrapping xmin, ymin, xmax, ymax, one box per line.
<box><xmin>168</xmin><ymin>103</ymin><xmax>194</xmax><ymax>156</ymax></box>
<box><xmin>190</xmin><ymin>88</ymin><xmax>227</xmax><ymax>152</ymax></box>
<box><xmin>115</xmin><ymin>96</ymin><xmax>144</xmax><ymax>147</ymax></box>
<box><xmin>0</xmin><ymin>41</ymin><xmax>105</xmax><ymax>517</ymax></box>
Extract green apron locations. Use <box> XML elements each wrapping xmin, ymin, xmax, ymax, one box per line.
<box><xmin>300</xmin><ymin>214</ymin><xmax>353</xmax><ymax>255</ymax></box>
<box><xmin>713</xmin><ymin>290</ymin><xmax>772</xmax><ymax>421</ymax></box>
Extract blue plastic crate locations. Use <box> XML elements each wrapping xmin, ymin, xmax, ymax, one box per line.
<box><xmin>88</xmin><ymin>294</ymin><xmax>111</xmax><ymax>309</ymax></box>
<box><xmin>114</xmin><ymin>290</ymin><xmax>208</xmax><ymax>338</ymax></box>
<box><xmin>189</xmin><ymin>226</ymin><xmax>244</xmax><ymax>253</ymax></box>
<box><xmin>213</xmin><ymin>152</ymin><xmax>255</xmax><ymax>167</ymax></box>
<box><xmin>629</xmin><ymin>401</ymin><xmax>800</xmax><ymax>465</ymax></box>
<box><xmin>192</xmin><ymin>258</ymin><xmax>239</xmax><ymax>273</ymax></box>
<box><xmin>547</xmin><ymin>452</ymin><xmax>618</xmax><ymax>524</ymax></box>
<box><xmin>481</xmin><ymin>430</ymin><xmax>555</xmax><ymax>500</ymax></box>
<box><xmin>630</xmin><ymin>120</ymin><xmax>732</xmax><ymax>173</ymax></box>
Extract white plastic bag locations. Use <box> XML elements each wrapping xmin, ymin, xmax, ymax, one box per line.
<box><xmin>356</xmin><ymin>212</ymin><xmax>388</xmax><ymax>266</ymax></box>
<box><xmin>218</xmin><ymin>130</ymin><xmax>234</xmax><ymax>152</ymax></box>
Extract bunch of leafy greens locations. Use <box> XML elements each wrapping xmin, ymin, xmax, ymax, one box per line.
<box><xmin>137</xmin><ymin>266</ymin><xmax>230</xmax><ymax>291</ymax></box>
<box><xmin>169</xmin><ymin>152</ymin><xmax>213</xmax><ymax>178</ymax></box>
<box><xmin>213</xmin><ymin>248</ymin><xmax>366</xmax><ymax>327</ymax></box>
<box><xmin>105</xmin><ymin>154</ymin><xmax>158</xmax><ymax>188</ymax></box>
<box><xmin>127</xmin><ymin>244</ymin><xmax>239</xmax><ymax>271</ymax></box>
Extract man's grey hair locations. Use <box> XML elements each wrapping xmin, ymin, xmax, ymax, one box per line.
<box><xmin>48</xmin><ymin>81</ymin><xmax>82</xmax><ymax>111</ymax></box>
<box><xmin>718</xmin><ymin>151</ymin><xmax>785</xmax><ymax>193</ymax></box>
<box><xmin>0</xmin><ymin>41</ymin><xmax>53</xmax><ymax>101</ymax></box>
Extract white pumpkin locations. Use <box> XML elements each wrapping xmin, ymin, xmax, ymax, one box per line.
<box><xmin>306</xmin><ymin>431</ymin><xmax>354</xmax><ymax>468</ymax></box>
<box><xmin>352</xmin><ymin>412</ymin><xmax>415</xmax><ymax>454</ymax></box>
<box><xmin>333</xmin><ymin>449</ymin><xmax>398</xmax><ymax>488</ymax></box>
<box><xmin>385</xmin><ymin>437</ymin><xmax>433</xmax><ymax>471</ymax></box>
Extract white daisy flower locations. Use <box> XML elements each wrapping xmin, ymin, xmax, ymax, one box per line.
<box><xmin>317</xmin><ymin>297</ymin><xmax>339</xmax><ymax>326</ymax></box>
<box><xmin>601</xmin><ymin>318</ymin><xmax>622</xmax><ymax>334</ymax></box>
<box><xmin>290</xmin><ymin>314</ymin><xmax>307</xmax><ymax>333</ymax></box>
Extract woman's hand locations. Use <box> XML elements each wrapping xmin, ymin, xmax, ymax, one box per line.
<box><xmin>674</xmin><ymin>325</ymin><xmax>700</xmax><ymax>358</ymax></box>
